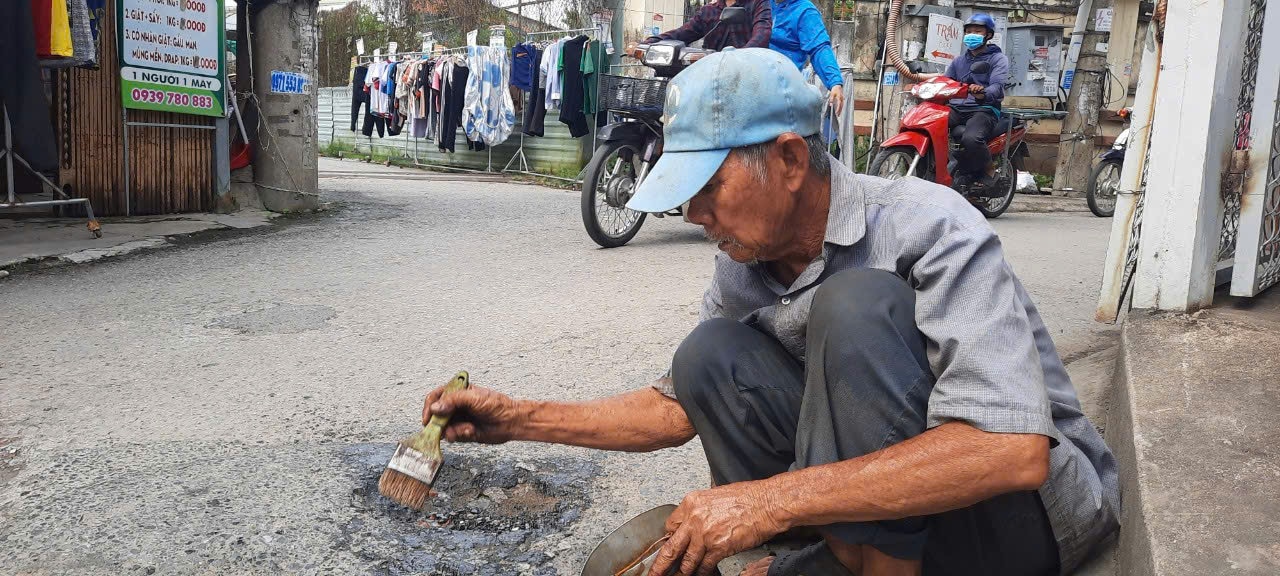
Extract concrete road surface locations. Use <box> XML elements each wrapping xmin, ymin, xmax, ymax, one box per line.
<box><xmin>0</xmin><ymin>158</ymin><xmax>1116</xmax><ymax>575</ymax></box>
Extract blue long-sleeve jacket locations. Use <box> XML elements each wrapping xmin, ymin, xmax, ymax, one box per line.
<box><xmin>944</xmin><ymin>44</ymin><xmax>1009</xmax><ymax>109</ymax></box>
<box><xmin>769</xmin><ymin>0</ymin><xmax>843</xmax><ymax>90</ymax></box>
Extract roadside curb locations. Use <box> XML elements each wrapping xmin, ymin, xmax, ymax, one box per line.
<box><xmin>0</xmin><ymin>209</ymin><xmax>282</xmax><ymax>276</ymax></box>
<box><xmin>1108</xmin><ymin>295</ymin><xmax>1280</xmax><ymax>576</ymax></box>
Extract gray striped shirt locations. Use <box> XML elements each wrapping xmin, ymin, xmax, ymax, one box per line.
<box><xmin>658</xmin><ymin>158</ymin><xmax>1119</xmax><ymax>572</ymax></box>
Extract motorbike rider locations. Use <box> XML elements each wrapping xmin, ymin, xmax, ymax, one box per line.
<box><xmin>769</xmin><ymin>0</ymin><xmax>846</xmax><ymax>116</ymax></box>
<box><xmin>931</xmin><ymin>14</ymin><xmax>1010</xmax><ymax>190</ymax></box>
<box><xmin>626</xmin><ymin>0</ymin><xmax>773</xmax><ymax>57</ymax></box>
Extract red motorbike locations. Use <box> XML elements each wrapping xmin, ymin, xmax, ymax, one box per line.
<box><xmin>869</xmin><ymin>71</ymin><xmax>1060</xmax><ymax>218</ymax></box>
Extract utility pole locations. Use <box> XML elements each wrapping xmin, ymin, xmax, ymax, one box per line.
<box><xmin>1052</xmin><ymin>0</ymin><xmax>1113</xmax><ymax>196</ymax></box>
<box><xmin>246</xmin><ymin>0</ymin><xmax>322</xmax><ymax>211</ymax></box>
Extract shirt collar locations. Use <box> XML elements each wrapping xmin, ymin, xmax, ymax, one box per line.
<box><xmin>823</xmin><ymin>160</ymin><xmax>867</xmax><ymax>247</ymax></box>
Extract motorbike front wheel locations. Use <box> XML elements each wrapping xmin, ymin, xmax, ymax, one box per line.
<box><xmin>1087</xmin><ymin>158</ymin><xmax>1122</xmax><ymax>217</ymax></box>
<box><xmin>581</xmin><ymin>140</ymin><xmax>647</xmax><ymax>248</ymax></box>
<box><xmin>868</xmin><ymin>146</ymin><xmax>926</xmax><ymax>180</ymax></box>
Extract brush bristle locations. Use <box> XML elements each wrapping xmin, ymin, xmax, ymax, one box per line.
<box><xmin>378</xmin><ymin>468</ymin><xmax>434</xmax><ymax>510</ymax></box>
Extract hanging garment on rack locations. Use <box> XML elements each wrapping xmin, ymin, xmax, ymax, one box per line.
<box><xmin>439</xmin><ymin>58</ymin><xmax>470</xmax><ymax>153</ymax></box>
<box><xmin>557</xmin><ymin>36</ymin><xmax>590</xmax><ymax>138</ymax></box>
<box><xmin>3</xmin><ymin>0</ymin><xmax>58</xmax><ymax>172</ymax></box>
<box><xmin>463</xmin><ymin>46</ymin><xmax>516</xmax><ymax>148</ymax></box>
<box><xmin>32</xmin><ymin>0</ymin><xmax>74</xmax><ymax>60</ymax></box>
<box><xmin>522</xmin><ymin>47</ymin><xmax>547</xmax><ymax>137</ymax></box>
<box><xmin>510</xmin><ymin>43</ymin><xmax>537</xmax><ymax>92</ymax></box>
<box><xmin>351</xmin><ymin>64</ymin><xmax>369</xmax><ymax>132</ymax></box>
<box><xmin>85</xmin><ymin>0</ymin><xmax>105</xmax><ymax>45</ymax></box>
<box><xmin>580</xmin><ymin>39</ymin><xmax>603</xmax><ymax>127</ymax></box>
<box><xmin>412</xmin><ymin>59</ymin><xmax>432</xmax><ymax>138</ymax></box>
<box><xmin>43</xmin><ymin>0</ymin><xmax>94</xmax><ymax>68</ymax></box>
<box><xmin>542</xmin><ymin>39</ymin><xmax>566</xmax><ymax>111</ymax></box>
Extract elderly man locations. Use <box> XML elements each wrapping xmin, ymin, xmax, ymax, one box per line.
<box><xmin>421</xmin><ymin>48</ymin><xmax>1118</xmax><ymax>576</ymax></box>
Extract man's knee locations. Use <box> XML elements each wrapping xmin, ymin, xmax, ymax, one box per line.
<box><xmin>960</xmin><ymin>132</ymin><xmax>986</xmax><ymax>149</ymax></box>
<box><xmin>671</xmin><ymin>318</ymin><xmax>748</xmax><ymax>405</ymax></box>
<box><xmin>811</xmin><ymin>268</ymin><xmax>914</xmax><ymax>326</ymax></box>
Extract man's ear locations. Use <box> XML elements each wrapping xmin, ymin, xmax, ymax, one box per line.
<box><xmin>771</xmin><ymin>133</ymin><xmax>810</xmax><ymax>193</ymax></box>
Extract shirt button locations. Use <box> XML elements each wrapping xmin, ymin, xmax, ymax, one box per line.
<box><xmin>781</xmin><ymin>297</ymin><xmax>792</xmax><ymax>305</ymax></box>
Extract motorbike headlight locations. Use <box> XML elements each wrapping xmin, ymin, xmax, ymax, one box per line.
<box><xmin>643</xmin><ymin>45</ymin><xmax>677</xmax><ymax>67</ymax></box>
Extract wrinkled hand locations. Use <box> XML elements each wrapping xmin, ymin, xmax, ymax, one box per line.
<box><xmin>648</xmin><ymin>481</ymin><xmax>786</xmax><ymax>576</ymax></box>
<box><xmin>828</xmin><ymin>85</ymin><xmax>845</xmax><ymax>118</ymax></box>
<box><xmin>969</xmin><ymin>84</ymin><xmax>986</xmax><ymax>99</ymax></box>
<box><xmin>422</xmin><ymin>385</ymin><xmax>523</xmax><ymax>444</ymax></box>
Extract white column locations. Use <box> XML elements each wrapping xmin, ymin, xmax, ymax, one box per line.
<box><xmin>1231</xmin><ymin>4</ymin><xmax>1280</xmax><ymax>297</ymax></box>
<box><xmin>1130</xmin><ymin>0</ymin><xmax>1250</xmax><ymax>311</ymax></box>
<box><xmin>1095</xmin><ymin>21</ymin><xmax>1160</xmax><ymax>323</ymax></box>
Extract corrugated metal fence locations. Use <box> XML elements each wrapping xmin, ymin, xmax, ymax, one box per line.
<box><xmin>317</xmin><ymin>87</ymin><xmax>587</xmax><ymax>175</ymax></box>
<box><xmin>54</xmin><ymin>0</ymin><xmax>215</xmax><ymax>216</ymax></box>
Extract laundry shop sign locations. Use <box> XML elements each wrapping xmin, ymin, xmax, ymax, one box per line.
<box><xmin>118</xmin><ymin>0</ymin><xmax>226</xmax><ymax>116</ymax></box>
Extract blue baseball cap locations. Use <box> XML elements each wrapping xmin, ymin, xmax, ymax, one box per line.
<box><xmin>625</xmin><ymin>47</ymin><xmax>825</xmax><ymax>213</ymax></box>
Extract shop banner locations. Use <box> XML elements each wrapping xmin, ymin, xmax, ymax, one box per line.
<box><xmin>925</xmin><ymin>14</ymin><xmax>963</xmax><ymax>66</ymax></box>
<box><xmin>117</xmin><ymin>0</ymin><xmax>226</xmax><ymax>117</ymax></box>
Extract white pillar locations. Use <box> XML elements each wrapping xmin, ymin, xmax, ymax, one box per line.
<box><xmin>1231</xmin><ymin>3</ymin><xmax>1280</xmax><ymax>297</ymax></box>
<box><xmin>1130</xmin><ymin>0</ymin><xmax>1250</xmax><ymax>312</ymax></box>
<box><xmin>1095</xmin><ymin>20</ymin><xmax>1160</xmax><ymax>323</ymax></box>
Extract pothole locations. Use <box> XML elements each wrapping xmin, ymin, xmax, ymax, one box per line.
<box><xmin>207</xmin><ymin>303</ymin><xmax>336</xmax><ymax>335</ymax></box>
<box><xmin>341</xmin><ymin>443</ymin><xmax>599</xmax><ymax>575</ymax></box>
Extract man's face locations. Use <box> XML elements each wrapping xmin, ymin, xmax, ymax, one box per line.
<box><xmin>684</xmin><ymin>144</ymin><xmax>794</xmax><ymax>264</ymax></box>
<box><xmin>964</xmin><ymin>25</ymin><xmax>990</xmax><ymax>43</ymax></box>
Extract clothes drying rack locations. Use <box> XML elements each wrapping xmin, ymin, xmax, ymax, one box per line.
<box><xmin>0</xmin><ymin>105</ymin><xmax>101</xmax><ymax>237</ymax></box>
<box><xmin>357</xmin><ymin>46</ymin><xmax>500</xmax><ymax>173</ymax></box>
<box><xmin>502</xmin><ymin>26</ymin><xmax>605</xmax><ymax>183</ymax></box>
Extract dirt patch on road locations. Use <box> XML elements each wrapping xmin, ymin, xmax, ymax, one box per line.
<box><xmin>341</xmin><ymin>443</ymin><xmax>599</xmax><ymax>575</ymax></box>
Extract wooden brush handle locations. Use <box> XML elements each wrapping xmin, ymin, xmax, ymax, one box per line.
<box><xmin>424</xmin><ymin>371</ymin><xmax>470</xmax><ymax>438</ymax></box>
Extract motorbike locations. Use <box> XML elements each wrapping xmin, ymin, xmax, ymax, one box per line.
<box><xmin>868</xmin><ymin>66</ymin><xmax>1062</xmax><ymax>218</ymax></box>
<box><xmin>1087</xmin><ymin>106</ymin><xmax>1131</xmax><ymax>217</ymax></box>
<box><xmin>579</xmin><ymin>7</ymin><xmax>747</xmax><ymax>248</ymax></box>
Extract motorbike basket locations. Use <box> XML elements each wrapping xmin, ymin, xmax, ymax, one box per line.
<box><xmin>600</xmin><ymin>74</ymin><xmax>668</xmax><ymax>118</ymax></box>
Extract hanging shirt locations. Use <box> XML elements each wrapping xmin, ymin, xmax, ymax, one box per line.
<box><xmin>769</xmin><ymin>0</ymin><xmax>843</xmax><ymax>90</ymax></box>
<box><xmin>542</xmin><ymin>39</ymin><xmax>566</xmax><ymax>110</ymax></box>
<box><xmin>510</xmin><ymin>43</ymin><xmax>538</xmax><ymax>91</ymax></box>
<box><xmin>580</xmin><ymin>40</ymin><xmax>601</xmax><ymax>117</ymax></box>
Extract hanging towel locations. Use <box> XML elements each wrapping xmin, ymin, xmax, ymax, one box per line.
<box><xmin>45</xmin><ymin>0</ymin><xmax>94</xmax><ymax>68</ymax></box>
<box><xmin>38</xmin><ymin>0</ymin><xmax>74</xmax><ymax>60</ymax></box>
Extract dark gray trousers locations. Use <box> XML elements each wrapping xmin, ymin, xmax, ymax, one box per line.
<box><xmin>671</xmin><ymin>269</ymin><xmax>1058</xmax><ymax>575</ymax></box>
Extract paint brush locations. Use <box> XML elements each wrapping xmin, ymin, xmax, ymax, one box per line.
<box><xmin>378</xmin><ymin>371</ymin><xmax>469</xmax><ymax>510</ymax></box>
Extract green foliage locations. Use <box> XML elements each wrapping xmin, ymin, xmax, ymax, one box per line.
<box><xmin>1034</xmin><ymin>173</ymin><xmax>1053</xmax><ymax>191</ymax></box>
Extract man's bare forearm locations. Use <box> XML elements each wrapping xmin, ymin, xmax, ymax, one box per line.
<box><xmin>762</xmin><ymin>422</ymin><xmax>1050</xmax><ymax>530</ymax></box>
<box><xmin>512</xmin><ymin>382</ymin><xmax>696</xmax><ymax>452</ymax></box>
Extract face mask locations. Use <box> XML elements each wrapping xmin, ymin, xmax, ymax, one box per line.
<box><xmin>963</xmin><ymin>33</ymin><xmax>985</xmax><ymax>50</ymax></box>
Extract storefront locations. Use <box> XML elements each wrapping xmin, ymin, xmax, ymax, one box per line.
<box><xmin>3</xmin><ymin>0</ymin><xmax>228</xmax><ymax>220</ymax></box>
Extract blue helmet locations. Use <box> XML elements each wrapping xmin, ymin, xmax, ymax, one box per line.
<box><xmin>965</xmin><ymin>13</ymin><xmax>996</xmax><ymax>34</ymax></box>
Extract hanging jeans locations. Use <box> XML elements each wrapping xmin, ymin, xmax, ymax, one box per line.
<box><xmin>523</xmin><ymin>49</ymin><xmax>546</xmax><ymax>137</ymax></box>
<box><xmin>350</xmin><ymin>65</ymin><xmax>369</xmax><ymax>132</ymax></box>
<box><xmin>439</xmin><ymin>65</ymin><xmax>470</xmax><ymax>153</ymax></box>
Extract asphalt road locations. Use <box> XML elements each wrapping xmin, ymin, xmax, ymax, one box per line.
<box><xmin>0</xmin><ymin>158</ymin><xmax>1116</xmax><ymax>575</ymax></box>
